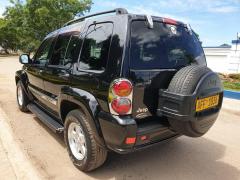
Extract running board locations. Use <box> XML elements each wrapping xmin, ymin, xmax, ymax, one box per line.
<box><xmin>27</xmin><ymin>103</ymin><xmax>64</xmax><ymax>133</ymax></box>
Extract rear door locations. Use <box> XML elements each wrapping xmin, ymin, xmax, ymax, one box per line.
<box><xmin>129</xmin><ymin>20</ymin><xmax>206</xmax><ymax>119</ymax></box>
<box><xmin>26</xmin><ymin>38</ymin><xmax>54</xmax><ymax>104</ymax></box>
<box><xmin>71</xmin><ymin>21</ymin><xmax>114</xmax><ymax>98</ymax></box>
<box><xmin>42</xmin><ymin>32</ymin><xmax>82</xmax><ymax>116</ymax></box>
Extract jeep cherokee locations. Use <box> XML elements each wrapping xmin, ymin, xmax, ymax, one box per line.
<box><xmin>15</xmin><ymin>8</ymin><xmax>223</xmax><ymax>171</ymax></box>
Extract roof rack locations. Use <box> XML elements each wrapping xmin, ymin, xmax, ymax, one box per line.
<box><xmin>63</xmin><ymin>8</ymin><xmax>128</xmax><ymax>27</ymax></box>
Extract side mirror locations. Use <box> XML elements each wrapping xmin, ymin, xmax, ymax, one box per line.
<box><xmin>19</xmin><ymin>54</ymin><xmax>31</xmax><ymax>64</ymax></box>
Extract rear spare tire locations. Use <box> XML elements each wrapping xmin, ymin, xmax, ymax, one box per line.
<box><xmin>167</xmin><ymin>65</ymin><xmax>220</xmax><ymax>137</ymax></box>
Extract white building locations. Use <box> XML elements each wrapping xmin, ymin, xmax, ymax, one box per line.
<box><xmin>203</xmin><ymin>39</ymin><xmax>240</xmax><ymax>74</ymax></box>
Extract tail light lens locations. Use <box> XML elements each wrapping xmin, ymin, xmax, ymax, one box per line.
<box><xmin>109</xmin><ymin>79</ymin><xmax>133</xmax><ymax>115</ymax></box>
<box><xmin>111</xmin><ymin>98</ymin><xmax>131</xmax><ymax>115</ymax></box>
<box><xmin>112</xmin><ymin>80</ymin><xmax>132</xmax><ymax>97</ymax></box>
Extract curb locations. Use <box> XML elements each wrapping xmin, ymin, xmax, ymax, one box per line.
<box><xmin>224</xmin><ymin>90</ymin><xmax>240</xmax><ymax>100</ymax></box>
<box><xmin>0</xmin><ymin>108</ymin><xmax>41</xmax><ymax>180</ymax></box>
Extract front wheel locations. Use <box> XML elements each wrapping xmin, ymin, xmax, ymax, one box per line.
<box><xmin>64</xmin><ymin>109</ymin><xmax>107</xmax><ymax>172</ymax></box>
<box><xmin>16</xmin><ymin>81</ymin><xmax>29</xmax><ymax>112</ymax></box>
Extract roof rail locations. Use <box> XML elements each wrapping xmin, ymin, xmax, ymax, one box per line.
<box><xmin>63</xmin><ymin>8</ymin><xmax>128</xmax><ymax>27</ymax></box>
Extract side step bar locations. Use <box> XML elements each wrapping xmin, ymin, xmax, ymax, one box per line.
<box><xmin>27</xmin><ymin>103</ymin><xmax>64</xmax><ymax>133</ymax></box>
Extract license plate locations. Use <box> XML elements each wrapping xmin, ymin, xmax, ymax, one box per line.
<box><xmin>196</xmin><ymin>94</ymin><xmax>219</xmax><ymax>112</ymax></box>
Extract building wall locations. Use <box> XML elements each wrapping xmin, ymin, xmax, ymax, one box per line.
<box><xmin>203</xmin><ymin>47</ymin><xmax>230</xmax><ymax>73</ymax></box>
<box><xmin>203</xmin><ymin>43</ymin><xmax>240</xmax><ymax>74</ymax></box>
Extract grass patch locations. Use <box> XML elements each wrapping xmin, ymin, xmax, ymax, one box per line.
<box><xmin>218</xmin><ymin>73</ymin><xmax>240</xmax><ymax>91</ymax></box>
<box><xmin>223</xmin><ymin>81</ymin><xmax>240</xmax><ymax>91</ymax></box>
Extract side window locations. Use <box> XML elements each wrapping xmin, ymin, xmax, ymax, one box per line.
<box><xmin>34</xmin><ymin>38</ymin><xmax>54</xmax><ymax>65</ymax></box>
<box><xmin>79</xmin><ymin>23</ymin><xmax>113</xmax><ymax>71</ymax></box>
<box><xmin>64</xmin><ymin>34</ymin><xmax>82</xmax><ymax>67</ymax></box>
<box><xmin>49</xmin><ymin>34</ymin><xmax>71</xmax><ymax>66</ymax></box>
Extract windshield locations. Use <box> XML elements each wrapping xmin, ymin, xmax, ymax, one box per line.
<box><xmin>130</xmin><ymin>21</ymin><xmax>206</xmax><ymax>70</ymax></box>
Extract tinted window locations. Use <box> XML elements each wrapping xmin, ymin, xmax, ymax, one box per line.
<box><xmin>79</xmin><ymin>23</ymin><xmax>113</xmax><ymax>71</ymax></box>
<box><xmin>64</xmin><ymin>34</ymin><xmax>82</xmax><ymax>66</ymax></box>
<box><xmin>34</xmin><ymin>38</ymin><xmax>54</xmax><ymax>65</ymax></box>
<box><xmin>130</xmin><ymin>21</ymin><xmax>206</xmax><ymax>70</ymax></box>
<box><xmin>50</xmin><ymin>34</ymin><xmax>71</xmax><ymax>65</ymax></box>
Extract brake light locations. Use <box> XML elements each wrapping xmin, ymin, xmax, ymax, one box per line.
<box><xmin>111</xmin><ymin>98</ymin><xmax>131</xmax><ymax>115</ymax></box>
<box><xmin>109</xmin><ymin>79</ymin><xmax>133</xmax><ymax>115</ymax></box>
<box><xmin>163</xmin><ymin>18</ymin><xmax>177</xmax><ymax>25</ymax></box>
<box><xmin>112</xmin><ymin>80</ymin><xmax>132</xmax><ymax>97</ymax></box>
<box><xmin>125</xmin><ymin>137</ymin><xmax>136</xmax><ymax>144</ymax></box>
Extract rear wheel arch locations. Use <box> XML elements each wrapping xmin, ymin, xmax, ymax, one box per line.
<box><xmin>59</xmin><ymin>95</ymin><xmax>105</xmax><ymax>147</ymax></box>
<box><xmin>60</xmin><ymin>100</ymin><xmax>83</xmax><ymax>122</ymax></box>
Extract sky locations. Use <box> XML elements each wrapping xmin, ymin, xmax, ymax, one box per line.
<box><xmin>1</xmin><ymin>0</ymin><xmax>240</xmax><ymax>46</ymax></box>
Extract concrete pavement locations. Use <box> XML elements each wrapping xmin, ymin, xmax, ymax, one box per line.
<box><xmin>0</xmin><ymin>108</ymin><xmax>40</xmax><ymax>180</ymax></box>
<box><xmin>0</xmin><ymin>139</ymin><xmax>16</xmax><ymax>180</ymax></box>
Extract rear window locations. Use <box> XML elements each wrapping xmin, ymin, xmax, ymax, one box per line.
<box><xmin>130</xmin><ymin>21</ymin><xmax>206</xmax><ymax>70</ymax></box>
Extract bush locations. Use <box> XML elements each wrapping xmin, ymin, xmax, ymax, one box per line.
<box><xmin>223</xmin><ymin>81</ymin><xmax>240</xmax><ymax>91</ymax></box>
<box><xmin>228</xmin><ymin>73</ymin><xmax>240</xmax><ymax>81</ymax></box>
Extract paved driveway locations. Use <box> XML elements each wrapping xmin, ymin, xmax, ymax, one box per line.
<box><xmin>0</xmin><ymin>56</ymin><xmax>240</xmax><ymax>180</ymax></box>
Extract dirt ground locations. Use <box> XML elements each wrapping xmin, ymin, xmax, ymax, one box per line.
<box><xmin>0</xmin><ymin>56</ymin><xmax>240</xmax><ymax>180</ymax></box>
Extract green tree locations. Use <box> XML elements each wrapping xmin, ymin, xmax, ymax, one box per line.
<box><xmin>0</xmin><ymin>18</ymin><xmax>19</xmax><ymax>53</ymax></box>
<box><xmin>1</xmin><ymin>0</ymin><xmax>92</xmax><ymax>53</ymax></box>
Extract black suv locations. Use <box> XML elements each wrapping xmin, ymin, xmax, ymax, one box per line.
<box><xmin>15</xmin><ymin>8</ymin><xmax>223</xmax><ymax>171</ymax></box>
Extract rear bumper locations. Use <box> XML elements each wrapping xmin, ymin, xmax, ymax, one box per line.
<box><xmin>98</xmin><ymin>111</ymin><xmax>178</xmax><ymax>154</ymax></box>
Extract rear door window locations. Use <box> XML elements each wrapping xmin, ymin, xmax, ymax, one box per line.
<box><xmin>49</xmin><ymin>34</ymin><xmax>71</xmax><ymax>66</ymax></box>
<box><xmin>79</xmin><ymin>23</ymin><xmax>113</xmax><ymax>71</ymax></box>
<box><xmin>64</xmin><ymin>34</ymin><xmax>82</xmax><ymax>67</ymax></box>
<box><xmin>130</xmin><ymin>21</ymin><xmax>206</xmax><ymax>70</ymax></box>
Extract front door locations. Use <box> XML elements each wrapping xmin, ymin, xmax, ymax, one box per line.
<box><xmin>26</xmin><ymin>38</ymin><xmax>54</xmax><ymax>104</ymax></box>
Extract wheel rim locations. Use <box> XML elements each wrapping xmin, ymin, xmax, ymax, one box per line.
<box><xmin>68</xmin><ymin>122</ymin><xmax>87</xmax><ymax>160</ymax></box>
<box><xmin>17</xmin><ymin>85</ymin><xmax>23</xmax><ymax>106</ymax></box>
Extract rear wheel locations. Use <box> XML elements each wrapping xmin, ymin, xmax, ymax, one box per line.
<box><xmin>168</xmin><ymin>65</ymin><xmax>214</xmax><ymax>137</ymax></box>
<box><xmin>64</xmin><ymin>109</ymin><xmax>107</xmax><ymax>172</ymax></box>
<box><xmin>16</xmin><ymin>81</ymin><xmax>29</xmax><ymax>112</ymax></box>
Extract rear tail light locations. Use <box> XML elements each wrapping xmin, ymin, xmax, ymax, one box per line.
<box><xmin>112</xmin><ymin>80</ymin><xmax>132</xmax><ymax>97</ymax></box>
<box><xmin>109</xmin><ymin>79</ymin><xmax>133</xmax><ymax>115</ymax></box>
<box><xmin>125</xmin><ymin>137</ymin><xmax>136</xmax><ymax>144</ymax></box>
<box><xmin>111</xmin><ymin>98</ymin><xmax>131</xmax><ymax>115</ymax></box>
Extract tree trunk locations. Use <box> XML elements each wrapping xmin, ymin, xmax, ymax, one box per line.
<box><xmin>4</xmin><ymin>49</ymin><xmax>9</xmax><ymax>54</ymax></box>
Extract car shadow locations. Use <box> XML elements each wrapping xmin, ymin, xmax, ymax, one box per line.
<box><xmin>87</xmin><ymin>137</ymin><xmax>240</xmax><ymax>180</ymax></box>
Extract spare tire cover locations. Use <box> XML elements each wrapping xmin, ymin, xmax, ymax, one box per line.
<box><xmin>168</xmin><ymin>65</ymin><xmax>221</xmax><ymax>137</ymax></box>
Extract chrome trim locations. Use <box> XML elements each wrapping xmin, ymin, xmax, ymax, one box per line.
<box><xmin>68</xmin><ymin>122</ymin><xmax>87</xmax><ymax>160</ymax></box>
<box><xmin>108</xmin><ymin>78</ymin><xmax>133</xmax><ymax>115</ymax></box>
<box><xmin>17</xmin><ymin>85</ymin><xmax>23</xmax><ymax>106</ymax></box>
<box><xmin>29</xmin><ymin>86</ymin><xmax>57</xmax><ymax>106</ymax></box>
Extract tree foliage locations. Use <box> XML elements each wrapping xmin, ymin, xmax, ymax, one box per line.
<box><xmin>0</xmin><ymin>0</ymin><xmax>92</xmax><ymax>53</ymax></box>
<box><xmin>0</xmin><ymin>18</ymin><xmax>20</xmax><ymax>53</ymax></box>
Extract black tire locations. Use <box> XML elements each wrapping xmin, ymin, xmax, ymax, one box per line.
<box><xmin>16</xmin><ymin>81</ymin><xmax>29</xmax><ymax>112</ymax></box>
<box><xmin>168</xmin><ymin>65</ymin><xmax>211</xmax><ymax>95</ymax></box>
<box><xmin>168</xmin><ymin>65</ymin><xmax>212</xmax><ymax>137</ymax></box>
<box><xmin>64</xmin><ymin>109</ymin><xmax>107</xmax><ymax>172</ymax></box>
